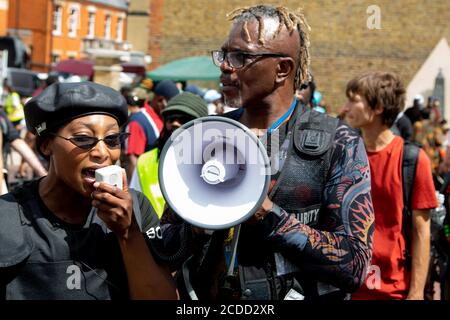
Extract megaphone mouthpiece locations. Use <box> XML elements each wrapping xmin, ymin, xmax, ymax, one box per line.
<box><xmin>201</xmin><ymin>158</ymin><xmax>239</xmax><ymax>185</ymax></box>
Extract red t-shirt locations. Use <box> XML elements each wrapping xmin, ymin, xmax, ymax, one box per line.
<box><xmin>352</xmin><ymin>136</ymin><xmax>437</xmax><ymax>300</ymax></box>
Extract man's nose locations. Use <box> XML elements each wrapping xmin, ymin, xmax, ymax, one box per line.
<box><xmin>219</xmin><ymin>59</ymin><xmax>234</xmax><ymax>72</ymax></box>
<box><xmin>342</xmin><ymin>102</ymin><xmax>350</xmax><ymax>112</ymax></box>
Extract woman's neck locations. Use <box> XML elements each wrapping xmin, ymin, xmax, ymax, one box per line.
<box><xmin>39</xmin><ymin>174</ymin><xmax>91</xmax><ymax>225</ymax></box>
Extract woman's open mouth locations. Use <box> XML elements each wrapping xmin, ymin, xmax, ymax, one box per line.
<box><xmin>81</xmin><ymin>168</ymin><xmax>97</xmax><ymax>184</ymax></box>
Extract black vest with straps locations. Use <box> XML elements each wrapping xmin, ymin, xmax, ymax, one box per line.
<box><xmin>219</xmin><ymin>104</ymin><xmax>341</xmax><ymax>300</ymax></box>
<box><xmin>0</xmin><ymin>180</ymin><xmax>148</xmax><ymax>300</ymax></box>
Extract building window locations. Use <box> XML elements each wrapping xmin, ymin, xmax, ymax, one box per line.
<box><xmin>68</xmin><ymin>7</ymin><xmax>78</xmax><ymax>38</ymax></box>
<box><xmin>52</xmin><ymin>53</ymin><xmax>60</xmax><ymax>64</ymax></box>
<box><xmin>104</xmin><ymin>14</ymin><xmax>111</xmax><ymax>39</ymax></box>
<box><xmin>87</xmin><ymin>12</ymin><xmax>95</xmax><ymax>38</ymax></box>
<box><xmin>52</xmin><ymin>5</ymin><xmax>62</xmax><ymax>35</ymax></box>
<box><xmin>116</xmin><ymin>17</ymin><xmax>123</xmax><ymax>41</ymax></box>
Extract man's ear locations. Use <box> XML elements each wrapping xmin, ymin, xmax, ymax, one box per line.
<box><xmin>374</xmin><ymin>104</ymin><xmax>384</xmax><ymax>115</ymax></box>
<box><xmin>275</xmin><ymin>57</ymin><xmax>295</xmax><ymax>84</ymax></box>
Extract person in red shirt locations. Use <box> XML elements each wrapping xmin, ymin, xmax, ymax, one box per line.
<box><xmin>125</xmin><ymin>80</ymin><xmax>179</xmax><ymax>178</ymax></box>
<box><xmin>342</xmin><ymin>71</ymin><xmax>437</xmax><ymax>300</ymax></box>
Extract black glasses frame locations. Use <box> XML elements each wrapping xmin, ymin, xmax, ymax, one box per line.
<box><xmin>211</xmin><ymin>50</ymin><xmax>288</xmax><ymax>69</ymax></box>
<box><xmin>51</xmin><ymin>132</ymin><xmax>130</xmax><ymax>150</ymax></box>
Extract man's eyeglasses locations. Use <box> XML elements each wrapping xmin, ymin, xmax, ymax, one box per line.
<box><xmin>51</xmin><ymin>132</ymin><xmax>130</xmax><ymax>150</ymax></box>
<box><xmin>211</xmin><ymin>50</ymin><xmax>287</xmax><ymax>69</ymax></box>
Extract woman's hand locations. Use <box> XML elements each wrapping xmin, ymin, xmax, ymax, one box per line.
<box><xmin>91</xmin><ymin>168</ymin><xmax>135</xmax><ymax>239</ymax></box>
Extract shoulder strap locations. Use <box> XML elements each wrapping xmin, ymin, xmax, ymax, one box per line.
<box><xmin>402</xmin><ymin>141</ymin><xmax>420</xmax><ymax>217</ymax></box>
<box><xmin>294</xmin><ymin>109</ymin><xmax>339</xmax><ymax>157</ymax></box>
<box><xmin>269</xmin><ymin>108</ymin><xmax>338</xmax><ymax>199</ymax></box>
<box><xmin>401</xmin><ymin>140</ymin><xmax>420</xmax><ymax>270</ymax></box>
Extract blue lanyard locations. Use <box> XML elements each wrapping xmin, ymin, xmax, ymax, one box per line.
<box><xmin>268</xmin><ymin>99</ymin><xmax>297</xmax><ymax>134</ymax></box>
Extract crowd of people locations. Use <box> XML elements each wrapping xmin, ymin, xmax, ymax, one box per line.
<box><xmin>0</xmin><ymin>4</ymin><xmax>450</xmax><ymax>301</ymax></box>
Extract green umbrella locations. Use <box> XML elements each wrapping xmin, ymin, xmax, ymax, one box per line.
<box><xmin>147</xmin><ymin>56</ymin><xmax>220</xmax><ymax>81</ymax></box>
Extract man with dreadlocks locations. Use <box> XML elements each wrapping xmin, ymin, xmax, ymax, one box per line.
<box><xmin>162</xmin><ymin>4</ymin><xmax>374</xmax><ymax>300</ymax></box>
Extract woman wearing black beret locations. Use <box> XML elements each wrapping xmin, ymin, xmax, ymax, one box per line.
<box><xmin>0</xmin><ymin>81</ymin><xmax>177</xmax><ymax>300</ymax></box>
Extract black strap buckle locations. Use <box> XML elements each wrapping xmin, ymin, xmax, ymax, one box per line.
<box><xmin>303</xmin><ymin>130</ymin><xmax>322</xmax><ymax>150</ymax></box>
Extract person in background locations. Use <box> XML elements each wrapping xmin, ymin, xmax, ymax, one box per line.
<box><xmin>413</xmin><ymin>103</ymin><xmax>445</xmax><ymax>180</ymax></box>
<box><xmin>124</xmin><ymin>80</ymin><xmax>177</xmax><ymax>179</ymax></box>
<box><xmin>18</xmin><ymin>75</ymin><xmax>59</xmax><ymax>179</ymax></box>
<box><xmin>2</xmin><ymin>81</ymin><xmax>25</xmax><ymax>130</ymax></box>
<box><xmin>391</xmin><ymin>111</ymin><xmax>413</xmax><ymax>142</ymax></box>
<box><xmin>184</xmin><ymin>84</ymin><xmax>204</xmax><ymax>97</ymax></box>
<box><xmin>204</xmin><ymin>89</ymin><xmax>223</xmax><ymax>115</ymax></box>
<box><xmin>404</xmin><ymin>94</ymin><xmax>425</xmax><ymax>125</ymax></box>
<box><xmin>296</xmin><ymin>78</ymin><xmax>316</xmax><ymax>109</ymax></box>
<box><xmin>130</xmin><ymin>92</ymin><xmax>209</xmax><ymax>218</ymax></box>
<box><xmin>151</xmin><ymin>80</ymin><xmax>180</xmax><ymax>119</ymax></box>
<box><xmin>342</xmin><ymin>71</ymin><xmax>436</xmax><ymax>300</ymax></box>
<box><xmin>0</xmin><ymin>109</ymin><xmax>47</xmax><ymax>186</ymax></box>
<box><xmin>0</xmin><ymin>125</ymin><xmax>4</xmax><ymax>195</ymax></box>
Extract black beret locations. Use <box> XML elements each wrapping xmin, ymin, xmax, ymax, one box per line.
<box><xmin>25</xmin><ymin>81</ymin><xmax>128</xmax><ymax>135</ymax></box>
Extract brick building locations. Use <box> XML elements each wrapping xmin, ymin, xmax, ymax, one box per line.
<box><xmin>7</xmin><ymin>0</ymin><xmax>128</xmax><ymax>72</ymax></box>
<box><xmin>0</xmin><ymin>0</ymin><xmax>7</xmax><ymax>36</ymax></box>
<box><xmin>127</xmin><ymin>0</ymin><xmax>150</xmax><ymax>54</ymax></box>
<box><xmin>147</xmin><ymin>0</ymin><xmax>450</xmax><ymax>115</ymax></box>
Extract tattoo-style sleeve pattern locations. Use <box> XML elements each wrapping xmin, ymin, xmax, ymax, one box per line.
<box><xmin>268</xmin><ymin>124</ymin><xmax>374</xmax><ymax>292</ymax></box>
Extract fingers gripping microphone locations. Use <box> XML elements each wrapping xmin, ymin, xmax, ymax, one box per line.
<box><xmin>158</xmin><ymin>116</ymin><xmax>271</xmax><ymax>230</ymax></box>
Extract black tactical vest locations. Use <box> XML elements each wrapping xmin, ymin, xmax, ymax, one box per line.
<box><xmin>222</xmin><ymin>106</ymin><xmax>342</xmax><ymax>300</ymax></box>
<box><xmin>0</xmin><ymin>180</ymin><xmax>149</xmax><ymax>300</ymax></box>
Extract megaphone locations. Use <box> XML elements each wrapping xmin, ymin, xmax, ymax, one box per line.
<box><xmin>158</xmin><ymin>116</ymin><xmax>271</xmax><ymax>230</ymax></box>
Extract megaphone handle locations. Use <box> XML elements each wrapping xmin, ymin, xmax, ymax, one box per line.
<box><xmin>227</xmin><ymin>224</ymin><xmax>241</xmax><ymax>276</ymax></box>
<box><xmin>182</xmin><ymin>255</ymin><xmax>199</xmax><ymax>300</ymax></box>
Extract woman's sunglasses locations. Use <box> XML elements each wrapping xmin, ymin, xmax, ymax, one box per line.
<box><xmin>50</xmin><ymin>132</ymin><xmax>130</xmax><ymax>150</ymax></box>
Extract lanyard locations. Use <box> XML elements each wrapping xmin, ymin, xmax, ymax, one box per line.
<box><xmin>268</xmin><ymin>99</ymin><xmax>297</xmax><ymax>134</ymax></box>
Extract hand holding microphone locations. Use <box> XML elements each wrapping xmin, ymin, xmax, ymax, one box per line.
<box><xmin>91</xmin><ymin>165</ymin><xmax>135</xmax><ymax>239</ymax></box>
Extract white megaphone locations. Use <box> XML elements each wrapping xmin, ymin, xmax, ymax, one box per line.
<box><xmin>158</xmin><ymin>116</ymin><xmax>271</xmax><ymax>230</ymax></box>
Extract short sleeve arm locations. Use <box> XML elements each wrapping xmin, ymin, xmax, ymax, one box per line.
<box><xmin>411</xmin><ymin>149</ymin><xmax>438</xmax><ymax>210</ymax></box>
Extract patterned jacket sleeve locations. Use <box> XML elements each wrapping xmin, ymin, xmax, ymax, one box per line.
<box><xmin>266</xmin><ymin>124</ymin><xmax>374</xmax><ymax>292</ymax></box>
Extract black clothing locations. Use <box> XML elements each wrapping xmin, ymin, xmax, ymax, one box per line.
<box><xmin>0</xmin><ymin>179</ymin><xmax>159</xmax><ymax>300</ymax></box>
<box><xmin>165</xmin><ymin>104</ymin><xmax>373</xmax><ymax>300</ymax></box>
<box><xmin>392</xmin><ymin>114</ymin><xmax>413</xmax><ymax>142</ymax></box>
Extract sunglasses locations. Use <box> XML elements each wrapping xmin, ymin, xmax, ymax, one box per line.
<box><xmin>211</xmin><ymin>50</ymin><xmax>287</xmax><ymax>69</ymax></box>
<box><xmin>51</xmin><ymin>132</ymin><xmax>130</xmax><ymax>150</ymax></box>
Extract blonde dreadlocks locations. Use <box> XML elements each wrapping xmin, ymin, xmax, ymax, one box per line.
<box><xmin>227</xmin><ymin>5</ymin><xmax>311</xmax><ymax>90</ymax></box>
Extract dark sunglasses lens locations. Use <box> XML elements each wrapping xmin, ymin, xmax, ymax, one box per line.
<box><xmin>104</xmin><ymin>133</ymin><xmax>129</xmax><ymax>148</ymax></box>
<box><xmin>70</xmin><ymin>136</ymin><xmax>98</xmax><ymax>149</ymax></box>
